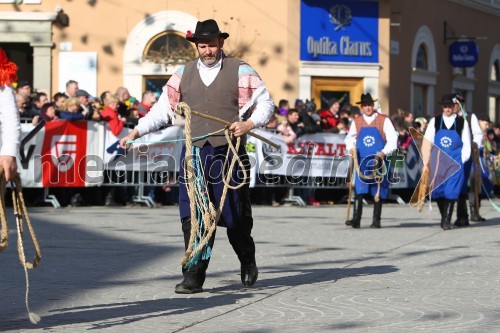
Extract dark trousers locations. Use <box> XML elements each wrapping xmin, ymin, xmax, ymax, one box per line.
<box><xmin>182</xmin><ymin>183</ymin><xmax>254</xmax><ymax>253</ymax></box>
<box><xmin>180</xmin><ymin>144</ymin><xmax>256</xmax><ymax>280</ymax></box>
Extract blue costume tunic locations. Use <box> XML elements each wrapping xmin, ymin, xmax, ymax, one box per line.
<box><xmin>354</xmin><ymin>116</ymin><xmax>390</xmax><ymax>199</ymax></box>
<box><xmin>431</xmin><ymin>116</ymin><xmax>465</xmax><ymax>200</ymax></box>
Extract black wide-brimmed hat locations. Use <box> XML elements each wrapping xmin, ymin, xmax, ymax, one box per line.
<box><xmin>439</xmin><ymin>94</ymin><xmax>457</xmax><ymax>106</ymax></box>
<box><xmin>355</xmin><ymin>93</ymin><xmax>377</xmax><ymax>105</ymax></box>
<box><xmin>186</xmin><ymin>19</ymin><xmax>229</xmax><ymax>42</ymax></box>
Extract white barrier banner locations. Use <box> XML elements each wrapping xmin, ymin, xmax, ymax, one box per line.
<box><xmin>247</xmin><ymin>129</ymin><xmax>350</xmax><ymax>178</ymax></box>
<box><xmin>18</xmin><ymin>123</ymin><xmax>44</xmax><ymax>188</ymax></box>
<box><xmin>131</xmin><ymin>126</ymin><xmax>184</xmax><ymax>172</ymax></box>
<box><xmin>104</xmin><ymin>125</ymin><xmax>184</xmax><ymax>172</ymax></box>
<box><xmin>7</xmin><ymin>122</ymin><xmax>419</xmax><ymax>189</ymax></box>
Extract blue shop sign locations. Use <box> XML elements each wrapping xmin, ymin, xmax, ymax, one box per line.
<box><xmin>449</xmin><ymin>41</ymin><xmax>478</xmax><ymax>67</ymax></box>
<box><xmin>300</xmin><ymin>0</ymin><xmax>379</xmax><ymax>63</ymax></box>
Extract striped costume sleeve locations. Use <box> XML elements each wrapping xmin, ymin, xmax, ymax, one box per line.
<box><xmin>166</xmin><ymin>65</ymin><xmax>185</xmax><ymax>111</ymax></box>
<box><xmin>237</xmin><ymin>62</ymin><xmax>274</xmax><ymax>128</ymax></box>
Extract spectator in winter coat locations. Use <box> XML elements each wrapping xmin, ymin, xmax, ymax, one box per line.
<box><xmin>101</xmin><ymin>94</ymin><xmax>125</xmax><ymax>136</ymax></box>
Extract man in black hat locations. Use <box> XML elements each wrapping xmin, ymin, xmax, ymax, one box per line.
<box><xmin>451</xmin><ymin>93</ymin><xmax>486</xmax><ymax>225</ymax></box>
<box><xmin>344</xmin><ymin>93</ymin><xmax>398</xmax><ymax>229</ymax></box>
<box><xmin>422</xmin><ymin>94</ymin><xmax>471</xmax><ymax>230</ymax></box>
<box><xmin>120</xmin><ymin>19</ymin><xmax>274</xmax><ymax>294</ymax></box>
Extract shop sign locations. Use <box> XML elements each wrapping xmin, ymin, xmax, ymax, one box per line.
<box><xmin>300</xmin><ymin>0</ymin><xmax>379</xmax><ymax>63</ymax></box>
<box><xmin>449</xmin><ymin>41</ymin><xmax>478</xmax><ymax>68</ymax></box>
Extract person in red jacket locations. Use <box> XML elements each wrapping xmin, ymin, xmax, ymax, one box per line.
<box><xmin>318</xmin><ymin>97</ymin><xmax>340</xmax><ymax>132</ymax></box>
<box><xmin>101</xmin><ymin>94</ymin><xmax>125</xmax><ymax>135</ymax></box>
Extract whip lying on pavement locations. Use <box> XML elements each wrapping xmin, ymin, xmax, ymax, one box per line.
<box><xmin>0</xmin><ymin>167</ymin><xmax>42</xmax><ymax>324</ymax></box>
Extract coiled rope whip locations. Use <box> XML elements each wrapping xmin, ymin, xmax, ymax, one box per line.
<box><xmin>351</xmin><ymin>150</ymin><xmax>387</xmax><ymax>203</ymax></box>
<box><xmin>0</xmin><ymin>167</ymin><xmax>41</xmax><ymax>324</ymax></box>
<box><xmin>175</xmin><ymin>102</ymin><xmax>249</xmax><ymax>267</ymax></box>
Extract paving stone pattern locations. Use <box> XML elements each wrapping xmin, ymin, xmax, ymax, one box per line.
<box><xmin>0</xmin><ymin>203</ymin><xmax>499</xmax><ymax>332</ymax></box>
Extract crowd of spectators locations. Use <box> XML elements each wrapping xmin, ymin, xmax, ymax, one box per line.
<box><xmin>13</xmin><ymin>81</ymin><xmax>500</xmax><ymax>207</ymax></box>
<box><xmin>15</xmin><ymin>79</ymin><xmax>183</xmax><ymax>207</ymax></box>
<box><xmin>262</xmin><ymin>97</ymin><xmax>438</xmax><ymax>150</ymax></box>
<box><xmin>17</xmin><ymin>80</ymin><xmax>154</xmax><ymax>129</ymax></box>
<box><xmin>256</xmin><ymin>97</ymin><xmax>500</xmax><ymax>206</ymax></box>
<box><xmin>261</xmin><ymin>97</ymin><xmax>500</xmax><ymax>156</ymax></box>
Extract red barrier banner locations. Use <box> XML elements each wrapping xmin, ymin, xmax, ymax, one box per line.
<box><xmin>41</xmin><ymin>121</ymin><xmax>88</xmax><ymax>187</ymax></box>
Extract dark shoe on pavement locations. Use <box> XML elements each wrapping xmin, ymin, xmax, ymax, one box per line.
<box><xmin>454</xmin><ymin>218</ymin><xmax>470</xmax><ymax>227</ymax></box>
<box><xmin>174</xmin><ymin>278</ymin><xmax>203</xmax><ymax>294</ymax></box>
<box><xmin>241</xmin><ymin>262</ymin><xmax>258</xmax><ymax>287</ymax></box>
<box><xmin>70</xmin><ymin>193</ymin><xmax>84</xmax><ymax>207</ymax></box>
<box><xmin>370</xmin><ymin>201</ymin><xmax>382</xmax><ymax>228</ymax></box>
<box><xmin>105</xmin><ymin>193</ymin><xmax>121</xmax><ymax>207</ymax></box>
<box><xmin>346</xmin><ymin>195</ymin><xmax>363</xmax><ymax>229</ymax></box>
<box><xmin>442</xmin><ymin>200</ymin><xmax>455</xmax><ymax>231</ymax></box>
<box><xmin>346</xmin><ymin>219</ymin><xmax>360</xmax><ymax>228</ymax></box>
<box><xmin>470</xmin><ymin>214</ymin><xmax>486</xmax><ymax>222</ymax></box>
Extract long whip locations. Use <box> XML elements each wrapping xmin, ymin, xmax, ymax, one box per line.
<box><xmin>0</xmin><ymin>167</ymin><xmax>42</xmax><ymax>324</ymax></box>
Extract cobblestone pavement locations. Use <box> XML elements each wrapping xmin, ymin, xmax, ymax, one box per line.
<box><xmin>0</xmin><ymin>202</ymin><xmax>499</xmax><ymax>332</ymax></box>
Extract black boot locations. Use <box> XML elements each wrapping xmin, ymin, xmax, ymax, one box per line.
<box><xmin>70</xmin><ymin>193</ymin><xmax>84</xmax><ymax>207</ymax></box>
<box><xmin>227</xmin><ymin>214</ymin><xmax>259</xmax><ymax>288</ymax></box>
<box><xmin>241</xmin><ymin>260</ymin><xmax>258</xmax><ymax>287</ymax></box>
<box><xmin>346</xmin><ymin>195</ymin><xmax>363</xmax><ymax>228</ymax></box>
<box><xmin>104</xmin><ymin>189</ymin><xmax>121</xmax><ymax>206</ymax></box>
<box><xmin>454</xmin><ymin>195</ymin><xmax>469</xmax><ymax>227</ymax></box>
<box><xmin>436</xmin><ymin>198</ymin><xmax>445</xmax><ymax>228</ymax></box>
<box><xmin>174</xmin><ymin>217</ymin><xmax>212</xmax><ymax>294</ymax></box>
<box><xmin>442</xmin><ymin>199</ymin><xmax>455</xmax><ymax>230</ymax></box>
<box><xmin>175</xmin><ymin>261</ymin><xmax>207</xmax><ymax>294</ymax></box>
<box><xmin>469</xmin><ymin>202</ymin><xmax>486</xmax><ymax>222</ymax></box>
<box><xmin>370</xmin><ymin>200</ymin><xmax>382</xmax><ymax>228</ymax></box>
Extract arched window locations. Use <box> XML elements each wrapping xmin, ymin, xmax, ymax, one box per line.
<box><xmin>488</xmin><ymin>54</ymin><xmax>500</xmax><ymax>123</ymax></box>
<box><xmin>143</xmin><ymin>31</ymin><xmax>197</xmax><ymax>66</ymax></box>
<box><xmin>411</xmin><ymin>26</ymin><xmax>437</xmax><ymax>118</ymax></box>
<box><xmin>415</xmin><ymin>45</ymin><xmax>428</xmax><ymax>70</ymax></box>
<box><xmin>491</xmin><ymin>60</ymin><xmax>499</xmax><ymax>81</ymax></box>
<box><xmin>123</xmin><ymin>11</ymin><xmax>198</xmax><ymax>98</ymax></box>
<box><xmin>413</xmin><ymin>44</ymin><xmax>429</xmax><ymax>117</ymax></box>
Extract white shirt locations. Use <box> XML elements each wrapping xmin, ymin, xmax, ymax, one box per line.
<box><xmin>136</xmin><ymin>56</ymin><xmax>274</xmax><ymax>136</ymax></box>
<box><xmin>197</xmin><ymin>56</ymin><xmax>223</xmax><ymax>86</ymax></box>
<box><xmin>0</xmin><ymin>84</ymin><xmax>21</xmax><ymax>156</ymax></box>
<box><xmin>465</xmin><ymin>112</ymin><xmax>483</xmax><ymax>148</ymax></box>
<box><xmin>344</xmin><ymin>113</ymin><xmax>398</xmax><ymax>156</ymax></box>
<box><xmin>424</xmin><ymin>114</ymin><xmax>471</xmax><ymax>164</ymax></box>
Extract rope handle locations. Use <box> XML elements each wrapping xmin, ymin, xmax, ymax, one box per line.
<box><xmin>177</xmin><ymin>102</ymin><xmax>248</xmax><ymax>266</ymax></box>
<box><xmin>0</xmin><ymin>171</ymin><xmax>42</xmax><ymax>268</ymax></box>
<box><xmin>1</xmin><ymin>167</ymin><xmax>42</xmax><ymax>324</ymax></box>
<box><xmin>351</xmin><ymin>150</ymin><xmax>386</xmax><ymax>202</ymax></box>
<box><xmin>11</xmin><ymin>176</ymin><xmax>42</xmax><ymax>269</ymax></box>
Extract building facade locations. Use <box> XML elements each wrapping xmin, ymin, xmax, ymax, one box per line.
<box><xmin>0</xmin><ymin>0</ymin><xmax>499</xmax><ymax>122</ymax></box>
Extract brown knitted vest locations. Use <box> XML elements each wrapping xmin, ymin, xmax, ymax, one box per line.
<box><xmin>354</xmin><ymin>112</ymin><xmax>387</xmax><ymax>142</ymax></box>
<box><xmin>180</xmin><ymin>58</ymin><xmax>240</xmax><ymax>148</ymax></box>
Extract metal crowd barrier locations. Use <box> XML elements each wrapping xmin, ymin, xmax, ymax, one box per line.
<box><xmin>40</xmin><ymin>169</ymin><xmax>406</xmax><ymax>208</ymax></box>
